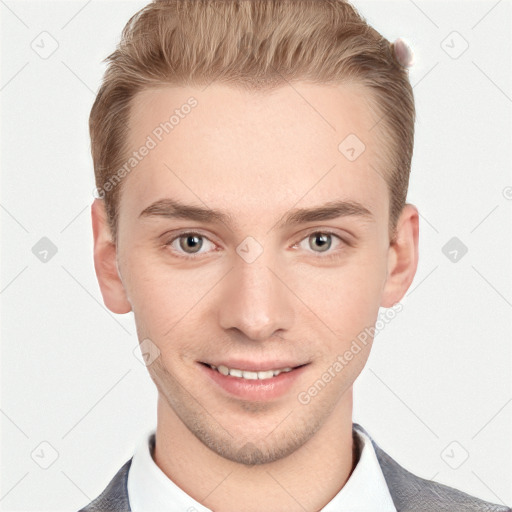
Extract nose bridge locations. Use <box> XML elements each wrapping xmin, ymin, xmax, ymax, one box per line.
<box><xmin>217</xmin><ymin>251</ymin><xmax>294</xmax><ymax>341</ymax></box>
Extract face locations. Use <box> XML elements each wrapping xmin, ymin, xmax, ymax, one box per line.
<box><xmin>93</xmin><ymin>82</ymin><xmax>418</xmax><ymax>465</ymax></box>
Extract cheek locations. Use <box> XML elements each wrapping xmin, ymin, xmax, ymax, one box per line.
<box><xmin>122</xmin><ymin>249</ymin><xmax>219</xmax><ymax>336</ymax></box>
<box><xmin>290</xmin><ymin>253</ymin><xmax>386</xmax><ymax>341</ymax></box>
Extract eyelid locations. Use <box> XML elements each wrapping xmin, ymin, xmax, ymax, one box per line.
<box><xmin>293</xmin><ymin>227</ymin><xmax>352</xmax><ymax>246</ymax></box>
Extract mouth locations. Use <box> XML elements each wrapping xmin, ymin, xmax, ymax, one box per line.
<box><xmin>200</xmin><ymin>362</ymin><xmax>307</xmax><ymax>380</ymax></box>
<box><xmin>198</xmin><ymin>361</ymin><xmax>310</xmax><ymax>401</ymax></box>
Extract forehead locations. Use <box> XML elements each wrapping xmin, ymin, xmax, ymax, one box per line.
<box><xmin>121</xmin><ymin>82</ymin><xmax>389</xmax><ymax>229</ymax></box>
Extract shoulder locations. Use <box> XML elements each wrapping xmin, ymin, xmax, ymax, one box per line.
<box><xmin>77</xmin><ymin>458</ymin><xmax>132</xmax><ymax>512</ymax></box>
<box><xmin>354</xmin><ymin>423</ymin><xmax>511</xmax><ymax>512</ymax></box>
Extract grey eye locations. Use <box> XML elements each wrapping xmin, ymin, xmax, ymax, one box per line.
<box><xmin>308</xmin><ymin>232</ymin><xmax>332</xmax><ymax>252</ymax></box>
<box><xmin>178</xmin><ymin>234</ymin><xmax>204</xmax><ymax>254</ymax></box>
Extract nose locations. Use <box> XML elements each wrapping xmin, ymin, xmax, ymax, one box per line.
<box><xmin>217</xmin><ymin>255</ymin><xmax>295</xmax><ymax>342</ymax></box>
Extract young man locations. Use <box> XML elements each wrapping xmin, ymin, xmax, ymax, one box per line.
<box><xmin>80</xmin><ymin>0</ymin><xmax>511</xmax><ymax>510</ymax></box>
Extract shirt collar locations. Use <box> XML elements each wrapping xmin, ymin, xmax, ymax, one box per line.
<box><xmin>127</xmin><ymin>423</ymin><xmax>396</xmax><ymax>511</ymax></box>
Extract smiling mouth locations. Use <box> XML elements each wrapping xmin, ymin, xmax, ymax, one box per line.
<box><xmin>200</xmin><ymin>362</ymin><xmax>308</xmax><ymax>380</ymax></box>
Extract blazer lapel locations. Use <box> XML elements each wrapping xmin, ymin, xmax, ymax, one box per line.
<box><xmin>354</xmin><ymin>423</ymin><xmax>511</xmax><ymax>512</ymax></box>
<box><xmin>78</xmin><ymin>458</ymin><xmax>132</xmax><ymax>512</ymax></box>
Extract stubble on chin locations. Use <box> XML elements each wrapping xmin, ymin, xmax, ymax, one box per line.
<box><xmin>149</xmin><ymin>357</ymin><xmax>336</xmax><ymax>466</ymax></box>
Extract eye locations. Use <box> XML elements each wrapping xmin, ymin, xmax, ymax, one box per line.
<box><xmin>164</xmin><ymin>229</ymin><xmax>348</xmax><ymax>261</ymax></box>
<box><xmin>295</xmin><ymin>231</ymin><xmax>346</xmax><ymax>258</ymax></box>
<box><xmin>165</xmin><ymin>231</ymin><xmax>216</xmax><ymax>259</ymax></box>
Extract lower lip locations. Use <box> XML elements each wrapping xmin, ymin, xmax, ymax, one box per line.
<box><xmin>198</xmin><ymin>363</ymin><xmax>309</xmax><ymax>401</ymax></box>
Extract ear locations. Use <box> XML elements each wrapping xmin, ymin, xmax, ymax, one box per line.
<box><xmin>380</xmin><ymin>203</ymin><xmax>419</xmax><ymax>307</ymax></box>
<box><xmin>91</xmin><ymin>198</ymin><xmax>132</xmax><ymax>314</ymax></box>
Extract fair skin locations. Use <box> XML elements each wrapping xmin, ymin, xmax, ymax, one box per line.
<box><xmin>92</xmin><ymin>82</ymin><xmax>419</xmax><ymax>511</ymax></box>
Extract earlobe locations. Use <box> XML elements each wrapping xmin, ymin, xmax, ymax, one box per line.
<box><xmin>91</xmin><ymin>199</ymin><xmax>132</xmax><ymax>314</ymax></box>
<box><xmin>380</xmin><ymin>204</ymin><xmax>419</xmax><ymax>308</ymax></box>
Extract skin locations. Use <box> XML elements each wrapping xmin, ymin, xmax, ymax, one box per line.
<box><xmin>92</xmin><ymin>82</ymin><xmax>419</xmax><ymax>511</ymax></box>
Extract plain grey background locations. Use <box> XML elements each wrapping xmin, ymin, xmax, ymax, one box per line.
<box><xmin>1</xmin><ymin>0</ymin><xmax>511</xmax><ymax>510</ymax></box>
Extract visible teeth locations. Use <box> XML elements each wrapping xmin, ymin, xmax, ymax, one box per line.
<box><xmin>257</xmin><ymin>370</ymin><xmax>275</xmax><ymax>379</ymax></box>
<box><xmin>211</xmin><ymin>364</ymin><xmax>294</xmax><ymax>379</ymax></box>
<box><xmin>217</xmin><ymin>365</ymin><xmax>229</xmax><ymax>376</ymax></box>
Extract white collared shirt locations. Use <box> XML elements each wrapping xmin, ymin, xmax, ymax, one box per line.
<box><xmin>127</xmin><ymin>423</ymin><xmax>397</xmax><ymax>511</ymax></box>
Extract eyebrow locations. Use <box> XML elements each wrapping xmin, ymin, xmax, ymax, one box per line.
<box><xmin>139</xmin><ymin>198</ymin><xmax>373</xmax><ymax>230</ymax></box>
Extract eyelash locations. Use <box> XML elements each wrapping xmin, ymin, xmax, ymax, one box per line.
<box><xmin>163</xmin><ymin>230</ymin><xmax>348</xmax><ymax>261</ymax></box>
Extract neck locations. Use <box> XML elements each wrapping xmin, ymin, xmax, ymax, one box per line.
<box><xmin>153</xmin><ymin>392</ymin><xmax>357</xmax><ymax>512</ymax></box>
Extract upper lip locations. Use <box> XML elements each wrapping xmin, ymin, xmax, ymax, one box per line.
<box><xmin>201</xmin><ymin>360</ymin><xmax>308</xmax><ymax>372</ymax></box>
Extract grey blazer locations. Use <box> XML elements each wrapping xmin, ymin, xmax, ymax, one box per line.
<box><xmin>78</xmin><ymin>423</ymin><xmax>511</xmax><ymax>511</ymax></box>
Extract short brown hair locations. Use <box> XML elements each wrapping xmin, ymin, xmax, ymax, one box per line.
<box><xmin>90</xmin><ymin>0</ymin><xmax>415</xmax><ymax>243</ymax></box>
